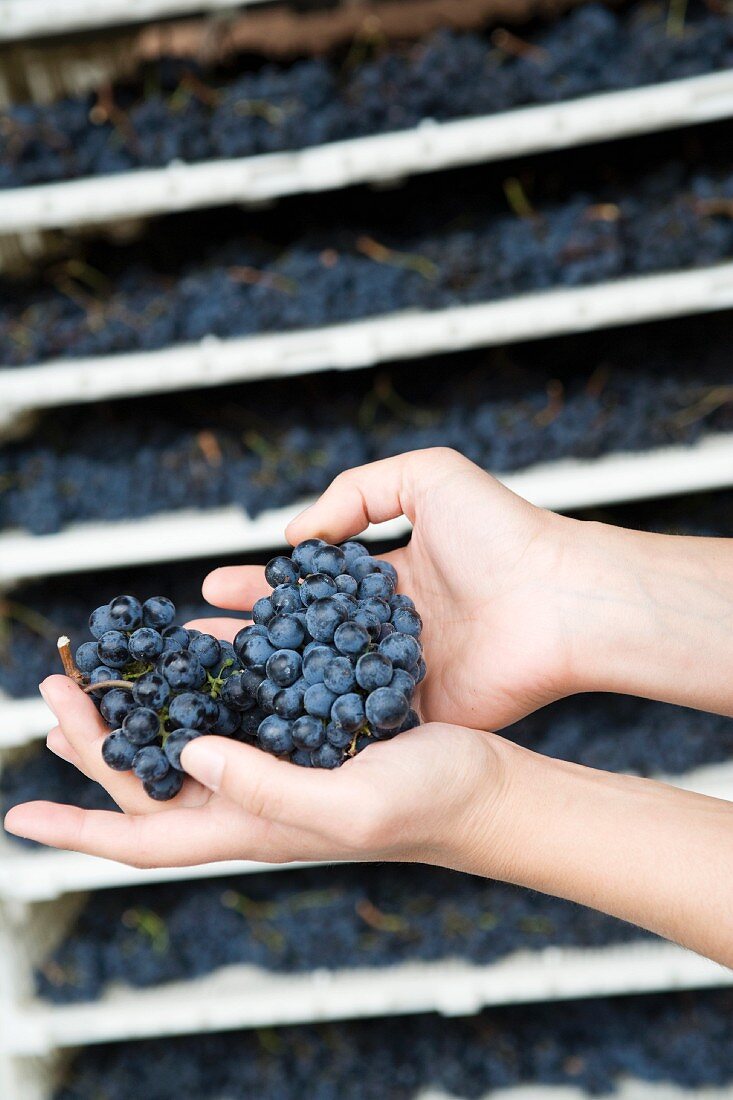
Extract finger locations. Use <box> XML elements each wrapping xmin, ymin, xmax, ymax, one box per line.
<box><xmin>3</xmin><ymin>802</ymin><xmax>236</xmax><ymax>866</ymax></box>
<box><xmin>184</xmin><ymin>617</ymin><xmax>249</xmax><ymax>643</ymax></box>
<box><xmin>202</xmin><ymin>566</ymin><xmax>269</xmax><ymax>611</ymax></box>
<box><xmin>47</xmin><ymin>726</ymin><xmax>87</xmax><ymax>772</ymax></box>
<box><xmin>284</xmin><ymin>449</ymin><xmax>469</xmax><ymax>545</ymax></box>
<box><xmin>181</xmin><ymin>737</ymin><xmax>376</xmax><ymax>838</ymax></box>
<box><xmin>40</xmin><ymin>676</ymin><xmax>204</xmax><ymax>815</ymax></box>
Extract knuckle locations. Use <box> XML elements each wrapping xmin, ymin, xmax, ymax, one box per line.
<box><xmin>245</xmin><ymin>772</ymin><xmax>278</xmax><ymax>820</ymax></box>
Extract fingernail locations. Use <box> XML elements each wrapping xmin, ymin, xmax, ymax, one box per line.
<box><xmin>39</xmin><ymin>681</ymin><xmax>57</xmax><ymax>717</ymax></box>
<box><xmin>47</xmin><ymin>729</ymin><xmax>73</xmax><ymax>764</ymax></box>
<box><xmin>288</xmin><ymin>503</ymin><xmax>313</xmax><ymax>530</ymax></box>
<box><xmin>181</xmin><ymin>741</ymin><xmax>224</xmax><ymax>791</ymax></box>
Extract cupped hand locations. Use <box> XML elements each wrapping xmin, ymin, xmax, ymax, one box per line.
<box><xmin>3</xmin><ymin>674</ymin><xmax>512</xmax><ymax>871</ymax></box>
<box><xmin>197</xmin><ymin>447</ymin><xmax>577</xmax><ymax>732</ymax></box>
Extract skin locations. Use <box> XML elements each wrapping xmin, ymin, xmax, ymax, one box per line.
<box><xmin>5</xmin><ymin>448</ymin><xmax>733</xmax><ymax>966</ymax></box>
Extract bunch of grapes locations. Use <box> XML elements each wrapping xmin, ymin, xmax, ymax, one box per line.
<box><xmin>67</xmin><ymin>541</ymin><xmax>424</xmax><ymax>800</ymax></box>
<box><xmin>231</xmin><ymin>538</ymin><xmax>424</xmax><ymax>768</ymax></box>
<box><xmin>71</xmin><ymin>595</ymin><xmax>244</xmax><ymax>801</ymax></box>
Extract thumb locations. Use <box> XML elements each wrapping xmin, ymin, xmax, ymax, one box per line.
<box><xmin>180</xmin><ymin>736</ymin><xmax>361</xmax><ymax>831</ymax></box>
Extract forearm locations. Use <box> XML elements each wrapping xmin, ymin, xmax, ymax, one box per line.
<box><xmin>559</xmin><ymin>518</ymin><xmax>733</xmax><ymax>716</ymax></box>
<box><xmin>450</xmin><ymin>738</ymin><xmax>733</xmax><ymax>966</ymax></box>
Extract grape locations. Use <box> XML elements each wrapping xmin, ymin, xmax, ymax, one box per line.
<box><xmin>122</xmin><ymin>708</ymin><xmax>160</xmax><ymax>747</ymax></box>
<box><xmin>265</xmin><ymin>556</ymin><xmax>299</xmax><ymax>588</ymax></box>
<box><xmin>299</xmin><ymin>574</ymin><xmax>338</xmax><ymax>606</ymax></box>
<box><xmin>390</xmin><ymin>594</ymin><xmax>415</xmax><ymax>612</ymax></box>
<box><xmin>258</xmin><ymin>715</ymin><xmax>295</xmax><ymax>755</ymax></box>
<box><xmin>323</xmin><ymin>657</ymin><xmax>356</xmax><ymax>695</ymax></box>
<box><xmin>365</xmin><ymin>687</ymin><xmax>409</xmax><ymax>731</ymax></box>
<box><xmin>375</xmin><ymin>561</ymin><xmax>398</xmax><ymax>584</ymax></box>
<box><xmin>302</xmin><ymin>644</ymin><xmax>335</xmax><ymax>685</ymax></box>
<box><xmin>132</xmin><ymin>746</ymin><xmax>170</xmax><ymax>783</ymax></box>
<box><xmin>267</xmin><ymin>614</ymin><xmax>306</xmax><ymax>650</ymax></box>
<box><xmin>132</xmin><ymin>673</ymin><xmax>170</xmax><ymax>710</ymax></box>
<box><xmin>142</xmin><ymin>596</ymin><xmax>176</xmax><ymax>629</ymax></box>
<box><xmin>257</xmin><ymin>678</ymin><xmax>281</xmax><ymax>714</ymax></box>
<box><xmin>75</xmin><ymin>642</ymin><xmax>100</xmax><ymax>676</ymax></box>
<box><xmin>378</xmin><ymin>633</ymin><xmax>421</xmax><ymax>670</ymax></box>
<box><xmin>311</xmin><ymin>743</ymin><xmax>342</xmax><ymax>769</ymax></box>
<box><xmin>325</xmin><ymin>721</ymin><xmax>354</xmax><ymax>749</ymax></box>
<box><xmin>273</xmin><ymin>680</ymin><xmax>307</xmax><ymax>720</ymax></box>
<box><xmin>331</xmin><ymin>593</ymin><xmax>357</xmax><ymax>619</ymax></box>
<box><xmin>188</xmin><ymin>634</ymin><xmax>222</xmax><ymax>668</ymax></box>
<box><xmin>97</xmin><ymin>630</ymin><xmax>130</xmax><ymax>669</ymax></box>
<box><xmin>239</xmin><ymin>708</ymin><xmax>267</xmax><ymax>740</ymax></box>
<box><xmin>266</xmin><ymin>649</ymin><xmax>303</xmax><ymax>687</ymax></box>
<box><xmin>128</xmin><ymin>627</ymin><xmax>164</xmax><ymax>661</ymax></box>
<box><xmin>235</xmin><ymin>630</ymin><xmax>277</xmax><ymax>671</ymax></box>
<box><xmin>390</xmin><ymin>667</ymin><xmax>416</xmax><ymax>700</ymax></box>
<box><xmin>160</xmin><ymin>650</ymin><xmax>205</xmax><ymax>690</ymax></box>
<box><xmin>312</xmin><ymin>545</ymin><xmax>347</xmax><ymax>578</ymax></box>
<box><xmin>353</xmin><ymin>609</ymin><xmax>381</xmax><ymax>640</ymax></box>
<box><xmin>252</xmin><ymin>597</ymin><xmax>275</xmax><ymax>625</ymax></box>
<box><xmin>220</xmin><ymin>674</ymin><xmax>257</xmax><ymax>712</ymax></box>
<box><xmin>100</xmin><ymin>689</ymin><xmax>137</xmax><ymax>727</ymax></box>
<box><xmin>101</xmin><ymin>731</ymin><xmax>137</xmax><ymax>772</ymax></box>
<box><xmin>304</xmin><ymin>682</ymin><xmax>338</xmax><ymax>719</ymax></box>
<box><xmin>358</xmin><ymin>573</ymin><xmax>395</xmax><ymax>601</ymax></box>
<box><xmin>271</xmin><ymin>584</ymin><xmax>301</xmax><ymax>615</ymax></box>
<box><xmin>331</xmin><ymin>693</ymin><xmax>365</xmax><ymax>734</ymax></box>
<box><xmin>211</xmin><ymin>703</ymin><xmax>240</xmax><ymax>736</ymax></box>
<box><xmin>144</xmin><ymin>770</ymin><xmax>184</xmax><ymax>801</ymax></box>
<box><xmin>333</xmin><ymin>574</ymin><xmax>357</xmax><ymax>597</ymax></box>
<box><xmin>355</xmin><ymin>652</ymin><xmax>393</xmax><ymax>691</ymax></box>
<box><xmin>361</xmin><ymin>597</ymin><xmax>391</xmax><ymax>624</ymax></box>
<box><xmin>88</xmin><ymin>665</ymin><xmax>115</xmax><ymax>695</ymax></box>
<box><xmin>108</xmin><ymin>595</ymin><xmax>143</xmax><ymax>632</ymax></box>
<box><xmin>89</xmin><ymin>605</ymin><xmax>115</xmax><ymax>639</ymax></box>
<box><xmin>62</xmin><ymin>593</ymin><xmax>256</xmax><ymax>801</ymax></box>
<box><xmin>333</xmin><ymin>621</ymin><xmax>370</xmax><ymax>658</ymax></box>
<box><xmin>291</xmin><ymin>749</ymin><xmax>314</xmax><ymax>768</ymax></box>
<box><xmin>237</xmin><ymin>666</ymin><xmax>266</xmax><ymax>697</ymax></box>
<box><xmin>305</xmin><ymin>597</ymin><xmax>347</xmax><ymax>643</ymax></box>
<box><xmin>164</xmin><ymin>728</ymin><xmax>201</xmax><ymax>771</ymax></box>
<box><xmin>292</xmin><ymin>539</ymin><xmax>327</xmax><ymax>577</ymax></box>
<box><xmin>162</xmin><ymin>625</ymin><xmax>189</xmax><ymax>650</ymax></box>
<box><xmin>390</xmin><ymin>607</ymin><xmax>422</xmax><ymax>636</ymax></box>
<box><xmin>340</xmin><ymin>541</ymin><xmax>370</xmax><ymax>567</ymax></box>
<box><xmin>292</xmin><ymin>715</ymin><xmax>326</xmax><ymax>750</ymax></box>
<box><xmin>350</xmin><ymin>558</ymin><xmax>379</xmax><ymax>583</ymax></box>
<box><xmin>168</xmin><ymin>692</ymin><xmax>210</xmax><ymax>731</ymax></box>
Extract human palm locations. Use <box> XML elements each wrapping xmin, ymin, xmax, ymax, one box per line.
<box><xmin>199</xmin><ymin>448</ymin><xmax>573</xmax><ymax>731</ymax></box>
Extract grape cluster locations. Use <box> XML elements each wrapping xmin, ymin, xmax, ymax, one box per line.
<box><xmin>34</xmin><ymin>863</ymin><xmax>643</xmax><ymax>1005</ymax></box>
<box><xmin>75</xmin><ymin>543</ymin><xmax>424</xmax><ymax>797</ymax></box>
<box><xmin>4</xmin><ymin>126</ymin><xmax>733</xmax><ymax>369</ymax></box>
<box><xmin>1</xmin><ymin>1</ymin><xmax>732</xmax><ymax>191</ymax></box>
<box><xmin>55</xmin><ymin>989</ymin><xmax>733</xmax><ymax>1100</ymax></box>
<box><xmin>230</xmin><ymin>539</ymin><xmax>423</xmax><ymax>767</ymax></box>
<box><xmin>4</xmin><ymin>310</ymin><xmax>733</xmax><ymax>537</ymax></box>
<box><xmin>81</xmin><ymin>594</ymin><xmax>245</xmax><ymax>800</ymax></box>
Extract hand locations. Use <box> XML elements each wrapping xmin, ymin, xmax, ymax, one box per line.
<box><xmin>196</xmin><ymin>447</ymin><xmax>577</xmax><ymax>731</ymax></box>
<box><xmin>4</xmin><ymin>674</ymin><xmax>512</xmax><ymax>870</ymax></box>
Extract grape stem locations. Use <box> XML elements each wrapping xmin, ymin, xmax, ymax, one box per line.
<box><xmin>82</xmin><ymin>680</ymin><xmax>134</xmax><ymax>694</ymax></box>
<box><xmin>57</xmin><ymin>636</ymin><xmax>86</xmax><ymax>687</ymax></box>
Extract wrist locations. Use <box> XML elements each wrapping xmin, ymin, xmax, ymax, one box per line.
<box><xmin>555</xmin><ymin>516</ymin><xmax>733</xmax><ymax>712</ymax></box>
